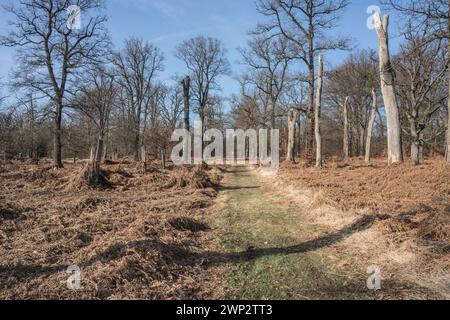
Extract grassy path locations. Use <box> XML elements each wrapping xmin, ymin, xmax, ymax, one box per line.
<box><xmin>211</xmin><ymin>167</ymin><xmax>372</xmax><ymax>300</ymax></box>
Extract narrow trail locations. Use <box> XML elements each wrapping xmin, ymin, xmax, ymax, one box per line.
<box><xmin>211</xmin><ymin>166</ymin><xmax>371</xmax><ymax>300</ymax></box>
<box><xmin>210</xmin><ymin>166</ymin><xmax>444</xmax><ymax>300</ymax></box>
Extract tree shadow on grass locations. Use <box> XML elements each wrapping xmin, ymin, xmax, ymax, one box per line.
<box><xmin>199</xmin><ymin>214</ymin><xmax>388</xmax><ymax>266</ymax></box>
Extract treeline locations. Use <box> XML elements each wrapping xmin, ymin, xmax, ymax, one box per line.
<box><xmin>0</xmin><ymin>0</ymin><xmax>449</xmax><ymax>169</ymax></box>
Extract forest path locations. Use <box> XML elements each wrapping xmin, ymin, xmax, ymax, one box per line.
<box><xmin>210</xmin><ymin>166</ymin><xmax>374</xmax><ymax>300</ymax></box>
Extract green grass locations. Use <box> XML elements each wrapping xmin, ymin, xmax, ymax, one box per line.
<box><xmin>212</xmin><ymin>167</ymin><xmax>372</xmax><ymax>300</ymax></box>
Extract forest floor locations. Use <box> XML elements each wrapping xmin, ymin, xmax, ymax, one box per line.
<box><xmin>0</xmin><ymin>159</ymin><xmax>225</xmax><ymax>299</ymax></box>
<box><xmin>0</xmin><ymin>158</ymin><xmax>448</xmax><ymax>299</ymax></box>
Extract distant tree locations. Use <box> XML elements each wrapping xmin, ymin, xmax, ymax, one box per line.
<box><xmin>175</xmin><ymin>36</ymin><xmax>230</xmax><ymax>150</ymax></box>
<box><xmin>395</xmin><ymin>28</ymin><xmax>447</xmax><ymax>165</ymax></box>
<box><xmin>256</xmin><ymin>0</ymin><xmax>350</xmax><ymax>161</ymax></box>
<box><xmin>315</xmin><ymin>55</ymin><xmax>324</xmax><ymax>168</ymax></box>
<box><xmin>0</xmin><ymin>0</ymin><xmax>109</xmax><ymax>168</ymax></box>
<box><xmin>327</xmin><ymin>50</ymin><xmax>380</xmax><ymax>158</ymax></box>
<box><xmin>239</xmin><ymin>35</ymin><xmax>292</xmax><ymax>129</ymax></box>
<box><xmin>112</xmin><ymin>38</ymin><xmax>164</xmax><ymax>161</ymax></box>
<box><xmin>74</xmin><ymin>67</ymin><xmax>116</xmax><ymax>184</ymax></box>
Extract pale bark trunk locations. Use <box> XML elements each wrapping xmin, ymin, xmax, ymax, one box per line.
<box><xmin>90</xmin><ymin>137</ymin><xmax>104</xmax><ymax>185</ymax></box>
<box><xmin>286</xmin><ymin>110</ymin><xmax>298</xmax><ymax>163</ymax></box>
<box><xmin>375</xmin><ymin>13</ymin><xmax>403</xmax><ymax>165</ymax></box>
<box><xmin>365</xmin><ymin>89</ymin><xmax>378</xmax><ymax>164</ymax></box>
<box><xmin>315</xmin><ymin>55</ymin><xmax>324</xmax><ymax>168</ymax></box>
<box><xmin>141</xmin><ymin>146</ymin><xmax>147</xmax><ymax>171</ymax></box>
<box><xmin>343</xmin><ymin>97</ymin><xmax>350</xmax><ymax>160</ymax></box>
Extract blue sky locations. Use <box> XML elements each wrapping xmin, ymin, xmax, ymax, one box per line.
<box><xmin>0</xmin><ymin>0</ymin><xmax>403</xmax><ymax>104</ymax></box>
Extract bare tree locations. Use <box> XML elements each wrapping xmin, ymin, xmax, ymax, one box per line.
<box><xmin>342</xmin><ymin>96</ymin><xmax>350</xmax><ymax>160</ymax></box>
<box><xmin>239</xmin><ymin>35</ymin><xmax>292</xmax><ymax>128</ymax></box>
<box><xmin>112</xmin><ymin>38</ymin><xmax>164</xmax><ymax>161</ymax></box>
<box><xmin>1</xmin><ymin>0</ymin><xmax>109</xmax><ymax>168</ymax></box>
<box><xmin>286</xmin><ymin>109</ymin><xmax>298</xmax><ymax>162</ymax></box>
<box><xmin>256</xmin><ymin>0</ymin><xmax>349</xmax><ymax>161</ymax></box>
<box><xmin>74</xmin><ymin>67</ymin><xmax>115</xmax><ymax>184</ymax></box>
<box><xmin>395</xmin><ymin>29</ymin><xmax>447</xmax><ymax>165</ymax></box>
<box><xmin>315</xmin><ymin>55</ymin><xmax>324</xmax><ymax>168</ymax></box>
<box><xmin>175</xmin><ymin>36</ymin><xmax>230</xmax><ymax>150</ymax></box>
<box><xmin>384</xmin><ymin>0</ymin><xmax>450</xmax><ymax>163</ymax></box>
<box><xmin>374</xmin><ymin>12</ymin><xmax>403</xmax><ymax>164</ymax></box>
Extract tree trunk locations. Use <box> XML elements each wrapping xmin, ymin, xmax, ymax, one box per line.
<box><xmin>375</xmin><ymin>13</ymin><xmax>403</xmax><ymax>165</ymax></box>
<box><xmin>419</xmin><ymin>131</ymin><xmax>424</xmax><ymax>162</ymax></box>
<box><xmin>182</xmin><ymin>76</ymin><xmax>191</xmax><ymax>131</ymax></box>
<box><xmin>296</xmin><ymin>115</ymin><xmax>302</xmax><ymax>157</ymax></box>
<box><xmin>286</xmin><ymin>110</ymin><xmax>298</xmax><ymax>163</ymax></box>
<box><xmin>134</xmin><ymin>131</ymin><xmax>140</xmax><ymax>162</ymax></box>
<box><xmin>141</xmin><ymin>145</ymin><xmax>147</xmax><ymax>172</ymax></box>
<box><xmin>90</xmin><ymin>137</ymin><xmax>104</xmax><ymax>185</ymax></box>
<box><xmin>365</xmin><ymin>89</ymin><xmax>378</xmax><ymax>164</ymax></box>
<box><xmin>53</xmin><ymin>100</ymin><xmax>64</xmax><ymax>168</ymax></box>
<box><xmin>305</xmin><ymin>40</ymin><xmax>315</xmax><ymax>162</ymax></box>
<box><xmin>409</xmin><ymin>116</ymin><xmax>422</xmax><ymax>166</ymax></box>
<box><xmin>161</xmin><ymin>149</ymin><xmax>166</xmax><ymax>170</ymax></box>
<box><xmin>315</xmin><ymin>55</ymin><xmax>324</xmax><ymax>168</ymax></box>
<box><xmin>343</xmin><ymin>96</ymin><xmax>350</xmax><ymax>160</ymax></box>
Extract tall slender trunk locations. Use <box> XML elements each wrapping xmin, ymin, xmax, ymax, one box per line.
<box><xmin>315</xmin><ymin>55</ymin><xmax>323</xmax><ymax>168</ymax></box>
<box><xmin>286</xmin><ymin>110</ymin><xmax>297</xmax><ymax>163</ymax></box>
<box><xmin>365</xmin><ymin>89</ymin><xmax>378</xmax><ymax>164</ymax></box>
<box><xmin>134</xmin><ymin>132</ymin><xmax>140</xmax><ymax>162</ymax></box>
<box><xmin>377</xmin><ymin>108</ymin><xmax>387</xmax><ymax>156</ymax></box>
<box><xmin>53</xmin><ymin>99</ymin><xmax>64</xmax><ymax>168</ymax></box>
<box><xmin>343</xmin><ymin>97</ymin><xmax>350</xmax><ymax>160</ymax></box>
<box><xmin>182</xmin><ymin>76</ymin><xmax>191</xmax><ymax>131</ymax></box>
<box><xmin>90</xmin><ymin>136</ymin><xmax>104</xmax><ymax>185</ymax></box>
<box><xmin>296</xmin><ymin>115</ymin><xmax>302</xmax><ymax>157</ymax></box>
<box><xmin>306</xmin><ymin>25</ymin><xmax>315</xmax><ymax>161</ymax></box>
<box><xmin>410</xmin><ymin>122</ymin><xmax>421</xmax><ymax>166</ymax></box>
<box><xmin>375</xmin><ymin>13</ymin><xmax>403</xmax><ymax>165</ymax></box>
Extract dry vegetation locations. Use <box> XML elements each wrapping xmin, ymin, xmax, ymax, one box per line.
<box><xmin>277</xmin><ymin>157</ymin><xmax>450</xmax><ymax>296</ymax></box>
<box><xmin>0</xmin><ymin>160</ymin><xmax>223</xmax><ymax>299</ymax></box>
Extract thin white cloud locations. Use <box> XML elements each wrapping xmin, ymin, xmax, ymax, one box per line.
<box><xmin>112</xmin><ymin>0</ymin><xmax>185</xmax><ymax>18</ymax></box>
